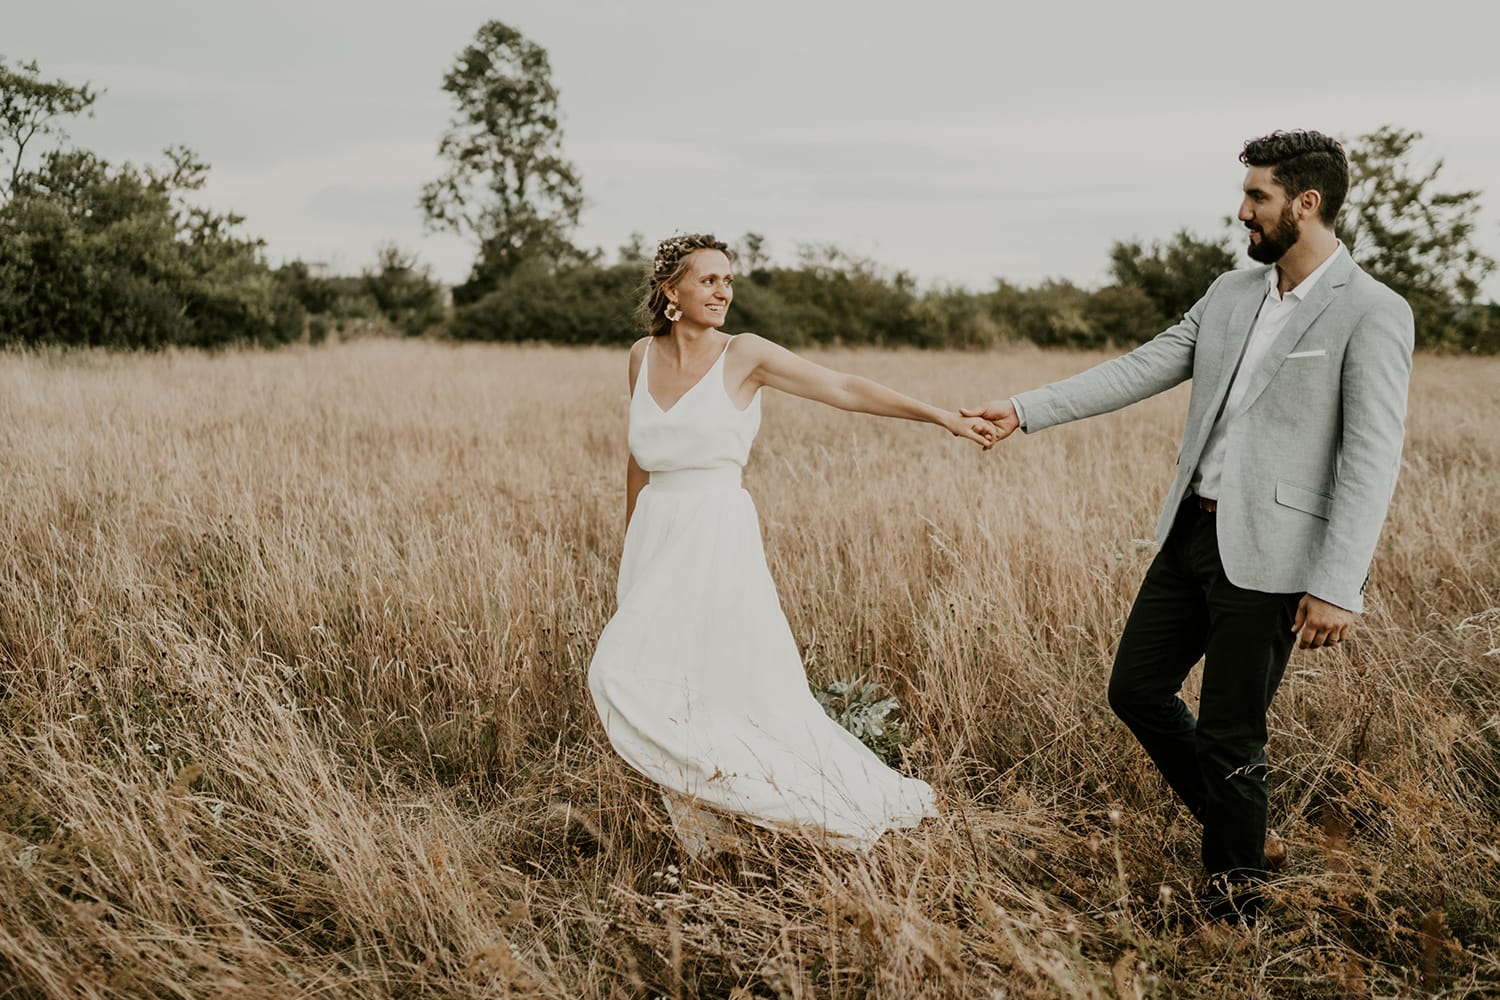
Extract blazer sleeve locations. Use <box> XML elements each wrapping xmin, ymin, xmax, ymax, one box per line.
<box><xmin>1013</xmin><ymin>274</ymin><xmax>1225</xmax><ymax>432</ymax></box>
<box><xmin>1304</xmin><ymin>288</ymin><xmax>1415</xmax><ymax>611</ymax></box>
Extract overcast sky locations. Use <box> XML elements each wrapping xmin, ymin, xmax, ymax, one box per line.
<box><xmin>9</xmin><ymin>1</ymin><xmax>1500</xmax><ymax>298</ymax></box>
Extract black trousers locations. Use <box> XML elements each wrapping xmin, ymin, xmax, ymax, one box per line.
<box><xmin>1107</xmin><ymin>496</ymin><xmax>1301</xmax><ymax>882</ymax></box>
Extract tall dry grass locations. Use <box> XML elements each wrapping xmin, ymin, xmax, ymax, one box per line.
<box><xmin>0</xmin><ymin>339</ymin><xmax>1496</xmax><ymax>998</ymax></box>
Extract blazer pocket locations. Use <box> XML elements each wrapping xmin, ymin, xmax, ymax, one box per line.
<box><xmin>1275</xmin><ymin>480</ymin><xmax>1333</xmax><ymax>520</ymax></box>
<box><xmin>1285</xmin><ymin>349</ymin><xmax>1327</xmax><ymax>360</ymax></box>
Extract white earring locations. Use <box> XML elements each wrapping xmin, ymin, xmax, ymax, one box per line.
<box><xmin>664</xmin><ymin>302</ymin><xmax>683</xmax><ymax>322</ymax></box>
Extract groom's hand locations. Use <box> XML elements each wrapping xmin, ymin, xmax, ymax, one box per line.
<box><xmin>959</xmin><ymin>399</ymin><xmax>1021</xmax><ymax>442</ymax></box>
<box><xmin>945</xmin><ymin>413</ymin><xmax>1005</xmax><ymax>449</ymax></box>
<box><xmin>1292</xmin><ymin>594</ymin><xmax>1355</xmax><ymax>650</ymax></box>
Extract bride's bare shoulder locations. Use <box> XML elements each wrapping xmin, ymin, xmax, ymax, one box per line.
<box><xmin>732</xmin><ymin>332</ymin><xmax>800</xmax><ymax>365</ymax></box>
<box><xmin>729</xmin><ymin>332</ymin><xmax>776</xmax><ymax>356</ymax></box>
<box><xmin>628</xmin><ymin>336</ymin><xmax>652</xmax><ymax>389</ymax></box>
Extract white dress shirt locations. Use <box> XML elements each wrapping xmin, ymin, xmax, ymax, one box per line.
<box><xmin>1191</xmin><ymin>243</ymin><xmax>1346</xmax><ymax>500</ymax></box>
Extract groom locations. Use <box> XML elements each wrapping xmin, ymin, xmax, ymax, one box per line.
<box><xmin>965</xmin><ymin>130</ymin><xmax>1414</xmax><ymax>920</ymax></box>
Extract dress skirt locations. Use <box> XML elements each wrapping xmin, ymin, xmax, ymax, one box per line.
<box><xmin>588</xmin><ymin>468</ymin><xmax>937</xmax><ymax>850</ymax></box>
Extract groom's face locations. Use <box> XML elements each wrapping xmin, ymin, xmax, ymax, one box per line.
<box><xmin>1239</xmin><ymin>166</ymin><xmax>1301</xmax><ymax>264</ymax></box>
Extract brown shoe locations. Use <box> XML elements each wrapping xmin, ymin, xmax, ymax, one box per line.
<box><xmin>1264</xmin><ymin>830</ymin><xmax>1288</xmax><ymax>873</ymax></box>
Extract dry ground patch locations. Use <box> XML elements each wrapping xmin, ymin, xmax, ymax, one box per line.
<box><xmin>0</xmin><ymin>340</ymin><xmax>1496</xmax><ymax>997</ymax></box>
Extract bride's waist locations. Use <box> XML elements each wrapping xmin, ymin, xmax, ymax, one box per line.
<box><xmin>647</xmin><ymin>467</ymin><xmax>743</xmax><ymax>493</ymax></box>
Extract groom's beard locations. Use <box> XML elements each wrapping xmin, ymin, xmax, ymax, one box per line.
<box><xmin>1246</xmin><ymin>203</ymin><xmax>1301</xmax><ymax>264</ymax></box>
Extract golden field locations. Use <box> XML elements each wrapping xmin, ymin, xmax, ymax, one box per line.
<box><xmin>0</xmin><ymin>339</ymin><xmax>1496</xmax><ymax>998</ymax></box>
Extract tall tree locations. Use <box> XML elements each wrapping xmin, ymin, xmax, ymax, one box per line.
<box><xmin>1341</xmin><ymin>126</ymin><xmax>1496</xmax><ymax>348</ymax></box>
<box><xmin>421</xmin><ymin>21</ymin><xmax>586</xmax><ymax>304</ymax></box>
<box><xmin>0</xmin><ymin>56</ymin><xmax>100</xmax><ymax>198</ymax></box>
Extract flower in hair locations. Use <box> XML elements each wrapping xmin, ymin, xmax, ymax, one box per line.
<box><xmin>652</xmin><ymin>235</ymin><xmax>697</xmax><ymax>275</ymax></box>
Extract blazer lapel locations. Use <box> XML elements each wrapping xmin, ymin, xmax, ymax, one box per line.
<box><xmin>1233</xmin><ymin>252</ymin><xmax>1355</xmax><ymax>414</ymax></box>
<box><xmin>1177</xmin><ymin>274</ymin><xmax>1269</xmax><ymax>470</ymax></box>
<box><xmin>1202</xmin><ymin>273</ymin><xmax>1268</xmax><ymax>417</ymax></box>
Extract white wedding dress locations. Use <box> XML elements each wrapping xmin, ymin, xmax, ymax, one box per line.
<box><xmin>588</xmin><ymin>336</ymin><xmax>937</xmax><ymax>853</ymax></box>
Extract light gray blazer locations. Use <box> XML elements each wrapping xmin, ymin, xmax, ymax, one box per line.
<box><xmin>1013</xmin><ymin>253</ymin><xmax>1414</xmax><ymax>612</ymax></box>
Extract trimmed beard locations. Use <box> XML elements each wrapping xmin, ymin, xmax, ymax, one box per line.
<box><xmin>1246</xmin><ymin>203</ymin><xmax>1301</xmax><ymax>264</ymax></box>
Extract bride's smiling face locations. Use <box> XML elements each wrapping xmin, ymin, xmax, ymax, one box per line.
<box><xmin>668</xmin><ymin>249</ymin><xmax>734</xmax><ymax>328</ymax></box>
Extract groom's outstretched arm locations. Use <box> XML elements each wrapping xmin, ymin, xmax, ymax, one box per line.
<box><xmin>964</xmin><ymin>274</ymin><xmax>1229</xmax><ymax>435</ymax></box>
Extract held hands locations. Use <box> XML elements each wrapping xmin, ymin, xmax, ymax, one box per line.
<box><xmin>1292</xmin><ymin>594</ymin><xmax>1355</xmax><ymax>650</ymax></box>
<box><xmin>959</xmin><ymin>399</ymin><xmax>1022</xmax><ymax>443</ymax></box>
<box><xmin>940</xmin><ymin>397</ymin><xmax>1020</xmax><ymax>450</ymax></box>
<box><xmin>944</xmin><ymin>412</ymin><xmax>1006</xmax><ymax>449</ymax></box>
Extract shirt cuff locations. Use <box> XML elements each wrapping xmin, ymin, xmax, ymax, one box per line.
<box><xmin>1010</xmin><ymin>396</ymin><xmax>1027</xmax><ymax>431</ymax></box>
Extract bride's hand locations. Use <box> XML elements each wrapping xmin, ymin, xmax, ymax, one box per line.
<box><xmin>945</xmin><ymin>412</ymin><xmax>1003</xmax><ymax>449</ymax></box>
<box><xmin>960</xmin><ymin>399</ymin><xmax>1021</xmax><ymax>440</ymax></box>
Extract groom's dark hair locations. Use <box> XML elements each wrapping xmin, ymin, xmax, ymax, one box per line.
<box><xmin>1240</xmin><ymin>130</ymin><xmax>1348</xmax><ymax>227</ymax></box>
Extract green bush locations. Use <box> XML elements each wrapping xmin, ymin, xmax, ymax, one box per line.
<box><xmin>813</xmin><ymin>677</ymin><xmax>913</xmax><ymax>768</ymax></box>
<box><xmin>1082</xmin><ymin>283</ymin><xmax>1170</xmax><ymax>347</ymax></box>
<box><xmin>1108</xmin><ymin>230</ymin><xmax>1237</xmax><ymax>326</ymax></box>
<box><xmin>984</xmin><ymin>280</ymin><xmax>1100</xmax><ymax>349</ymax></box>
<box><xmin>447</xmin><ymin>261</ymin><xmax>641</xmax><ymax>343</ymax></box>
<box><xmin>273</xmin><ymin>261</ymin><xmax>346</xmax><ymax>317</ymax></box>
<box><xmin>0</xmin><ymin>149</ymin><xmax>302</xmax><ymax>348</ymax></box>
<box><xmin>725</xmin><ymin>280</ymin><xmax>834</xmax><ymax>346</ymax></box>
<box><xmin>904</xmin><ymin>286</ymin><xmax>1013</xmax><ymax>349</ymax></box>
<box><xmin>361</xmin><ymin>244</ymin><xmax>447</xmax><ymax>337</ymax></box>
<box><xmin>750</xmin><ymin>251</ymin><xmax>916</xmax><ymax>345</ymax></box>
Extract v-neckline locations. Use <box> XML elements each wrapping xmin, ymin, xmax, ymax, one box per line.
<box><xmin>645</xmin><ymin>336</ymin><xmax>732</xmax><ymax>414</ymax></box>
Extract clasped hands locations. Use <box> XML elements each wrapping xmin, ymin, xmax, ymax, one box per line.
<box><xmin>946</xmin><ymin>398</ymin><xmax>1021</xmax><ymax>450</ymax></box>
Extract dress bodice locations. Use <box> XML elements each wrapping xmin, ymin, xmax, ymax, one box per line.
<box><xmin>628</xmin><ymin>336</ymin><xmax>761</xmax><ymax>475</ymax></box>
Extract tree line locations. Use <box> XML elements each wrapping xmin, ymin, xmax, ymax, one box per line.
<box><xmin>3</xmin><ymin>25</ymin><xmax>1497</xmax><ymax>353</ymax></box>
<box><xmin>0</xmin><ymin>58</ymin><xmax>442</xmax><ymax>348</ymax></box>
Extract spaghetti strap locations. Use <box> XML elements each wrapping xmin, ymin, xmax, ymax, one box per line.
<box><xmin>627</xmin><ymin>337</ymin><xmax>652</xmax><ymax>403</ymax></box>
<box><xmin>717</xmin><ymin>334</ymin><xmax>760</xmax><ymax>412</ymax></box>
<box><xmin>708</xmin><ymin>334</ymin><xmax>733</xmax><ymax>379</ymax></box>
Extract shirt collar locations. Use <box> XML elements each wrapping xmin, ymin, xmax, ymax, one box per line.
<box><xmin>1266</xmin><ymin>241</ymin><xmax>1346</xmax><ymax>302</ymax></box>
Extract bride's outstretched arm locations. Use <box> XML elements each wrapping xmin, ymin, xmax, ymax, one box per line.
<box><xmin>734</xmin><ymin>333</ymin><xmax>999</xmax><ymax>448</ymax></box>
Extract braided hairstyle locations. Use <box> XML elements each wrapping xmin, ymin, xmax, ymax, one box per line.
<box><xmin>637</xmin><ymin>233</ymin><xmax>732</xmax><ymax>337</ymax></box>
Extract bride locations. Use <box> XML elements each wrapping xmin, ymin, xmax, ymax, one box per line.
<box><xmin>587</xmin><ymin>233</ymin><xmax>996</xmax><ymax>855</ymax></box>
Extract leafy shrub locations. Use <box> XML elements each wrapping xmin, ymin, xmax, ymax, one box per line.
<box><xmin>814</xmin><ymin>677</ymin><xmax>913</xmax><ymax>767</ymax></box>
<box><xmin>447</xmin><ymin>260</ymin><xmax>641</xmax><ymax>343</ymax></box>
<box><xmin>724</xmin><ymin>280</ymin><xmax>834</xmax><ymax>347</ymax></box>
<box><xmin>1108</xmin><ymin>230</ymin><xmax>1237</xmax><ymax>325</ymax></box>
<box><xmin>905</xmin><ymin>286</ymin><xmax>1013</xmax><ymax>349</ymax></box>
<box><xmin>985</xmin><ymin>279</ymin><xmax>1100</xmax><ymax>349</ymax></box>
<box><xmin>1082</xmin><ymin>283</ymin><xmax>1169</xmax><ymax>347</ymax></box>
<box><xmin>0</xmin><ymin>148</ymin><xmax>302</xmax><ymax>348</ymax></box>
<box><xmin>361</xmin><ymin>243</ymin><xmax>446</xmax><ymax>337</ymax></box>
